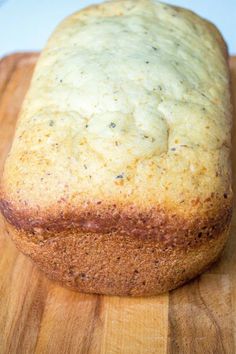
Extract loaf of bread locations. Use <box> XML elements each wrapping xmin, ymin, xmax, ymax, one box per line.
<box><xmin>0</xmin><ymin>0</ymin><xmax>232</xmax><ymax>296</ymax></box>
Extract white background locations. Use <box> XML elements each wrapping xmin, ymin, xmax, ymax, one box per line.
<box><xmin>0</xmin><ymin>0</ymin><xmax>235</xmax><ymax>57</ymax></box>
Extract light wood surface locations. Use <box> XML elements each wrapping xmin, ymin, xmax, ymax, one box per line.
<box><xmin>0</xmin><ymin>53</ymin><xmax>235</xmax><ymax>354</ymax></box>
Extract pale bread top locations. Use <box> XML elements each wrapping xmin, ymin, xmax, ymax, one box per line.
<box><xmin>1</xmin><ymin>0</ymin><xmax>232</xmax><ymax>219</ymax></box>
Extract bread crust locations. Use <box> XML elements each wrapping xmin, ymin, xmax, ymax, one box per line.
<box><xmin>0</xmin><ymin>197</ymin><xmax>232</xmax><ymax>246</ymax></box>
<box><xmin>0</xmin><ymin>197</ymin><xmax>232</xmax><ymax>296</ymax></box>
<box><xmin>4</xmin><ymin>219</ymin><xmax>230</xmax><ymax>296</ymax></box>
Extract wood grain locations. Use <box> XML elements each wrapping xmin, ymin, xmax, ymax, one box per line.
<box><xmin>0</xmin><ymin>53</ymin><xmax>235</xmax><ymax>354</ymax></box>
<box><xmin>101</xmin><ymin>295</ymin><xmax>168</xmax><ymax>354</ymax></box>
<box><xmin>167</xmin><ymin>275</ymin><xmax>234</xmax><ymax>353</ymax></box>
<box><xmin>35</xmin><ymin>289</ymin><xmax>102</xmax><ymax>354</ymax></box>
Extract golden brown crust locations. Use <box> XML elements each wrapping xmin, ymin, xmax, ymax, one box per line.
<box><xmin>5</xmin><ymin>219</ymin><xmax>230</xmax><ymax>296</ymax></box>
<box><xmin>1</xmin><ymin>195</ymin><xmax>232</xmax><ymax>295</ymax></box>
<box><xmin>0</xmin><ymin>197</ymin><xmax>232</xmax><ymax>247</ymax></box>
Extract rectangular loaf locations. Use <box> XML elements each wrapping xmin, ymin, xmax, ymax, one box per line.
<box><xmin>0</xmin><ymin>0</ymin><xmax>233</xmax><ymax>296</ymax></box>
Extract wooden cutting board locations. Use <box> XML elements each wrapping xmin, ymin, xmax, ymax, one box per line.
<box><xmin>0</xmin><ymin>53</ymin><xmax>235</xmax><ymax>354</ymax></box>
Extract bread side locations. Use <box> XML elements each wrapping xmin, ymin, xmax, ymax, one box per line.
<box><xmin>5</xmin><ymin>220</ymin><xmax>230</xmax><ymax>296</ymax></box>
